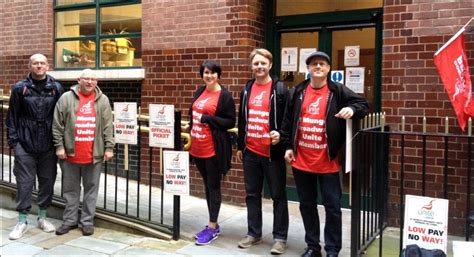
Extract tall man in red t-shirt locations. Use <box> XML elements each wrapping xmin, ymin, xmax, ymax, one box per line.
<box><xmin>281</xmin><ymin>51</ymin><xmax>368</xmax><ymax>257</ymax></box>
<box><xmin>237</xmin><ymin>48</ymin><xmax>289</xmax><ymax>255</ymax></box>
<box><xmin>53</xmin><ymin>69</ymin><xmax>114</xmax><ymax>236</ymax></box>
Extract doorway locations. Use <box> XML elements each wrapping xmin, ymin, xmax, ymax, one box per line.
<box><xmin>267</xmin><ymin>6</ymin><xmax>383</xmax><ymax>208</ymax></box>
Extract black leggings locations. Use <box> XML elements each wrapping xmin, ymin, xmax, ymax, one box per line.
<box><xmin>194</xmin><ymin>156</ymin><xmax>222</xmax><ymax>223</ymax></box>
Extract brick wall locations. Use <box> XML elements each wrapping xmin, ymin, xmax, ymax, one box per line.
<box><xmin>140</xmin><ymin>0</ymin><xmax>265</xmax><ymax>204</ymax></box>
<box><xmin>0</xmin><ymin>1</ymin><xmax>54</xmax><ymax>162</ymax></box>
<box><xmin>382</xmin><ymin>0</ymin><xmax>474</xmax><ymax>234</ymax></box>
<box><xmin>0</xmin><ymin>1</ymin><xmax>54</xmax><ymax>90</ymax></box>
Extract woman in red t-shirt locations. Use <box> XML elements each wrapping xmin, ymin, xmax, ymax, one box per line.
<box><xmin>182</xmin><ymin>60</ymin><xmax>236</xmax><ymax>245</ymax></box>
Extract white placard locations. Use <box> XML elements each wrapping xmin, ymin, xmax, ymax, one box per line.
<box><xmin>345</xmin><ymin>67</ymin><xmax>365</xmax><ymax>93</ymax></box>
<box><xmin>114</xmin><ymin>102</ymin><xmax>137</xmax><ymax>145</ymax></box>
<box><xmin>281</xmin><ymin>47</ymin><xmax>298</xmax><ymax>72</ymax></box>
<box><xmin>344</xmin><ymin>45</ymin><xmax>360</xmax><ymax>66</ymax></box>
<box><xmin>331</xmin><ymin>70</ymin><xmax>344</xmax><ymax>83</ymax></box>
<box><xmin>149</xmin><ymin>104</ymin><xmax>174</xmax><ymax>148</ymax></box>
<box><xmin>403</xmin><ymin>195</ymin><xmax>449</xmax><ymax>253</ymax></box>
<box><xmin>299</xmin><ymin>48</ymin><xmax>317</xmax><ymax>73</ymax></box>
<box><xmin>345</xmin><ymin>119</ymin><xmax>352</xmax><ymax>173</ymax></box>
<box><xmin>163</xmin><ymin>151</ymin><xmax>189</xmax><ymax>196</ymax></box>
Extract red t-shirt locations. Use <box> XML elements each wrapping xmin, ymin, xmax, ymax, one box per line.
<box><xmin>189</xmin><ymin>89</ymin><xmax>220</xmax><ymax>158</ymax></box>
<box><xmin>245</xmin><ymin>81</ymin><xmax>272</xmax><ymax>157</ymax></box>
<box><xmin>67</xmin><ymin>91</ymin><xmax>96</xmax><ymax>164</ymax></box>
<box><xmin>292</xmin><ymin>84</ymin><xmax>339</xmax><ymax>173</ymax></box>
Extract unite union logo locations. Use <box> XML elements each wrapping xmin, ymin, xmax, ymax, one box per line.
<box><xmin>196</xmin><ymin>97</ymin><xmax>211</xmax><ymax>110</ymax></box>
<box><xmin>171</xmin><ymin>153</ymin><xmax>180</xmax><ymax>168</ymax></box>
<box><xmin>156</xmin><ymin>106</ymin><xmax>167</xmax><ymax>121</ymax></box>
<box><xmin>418</xmin><ymin>199</ymin><xmax>435</xmax><ymax>218</ymax></box>
<box><xmin>252</xmin><ymin>91</ymin><xmax>266</xmax><ymax>107</ymax></box>
<box><xmin>80</xmin><ymin>100</ymin><xmax>93</xmax><ymax>114</ymax></box>
<box><xmin>308</xmin><ymin>97</ymin><xmax>323</xmax><ymax>115</ymax></box>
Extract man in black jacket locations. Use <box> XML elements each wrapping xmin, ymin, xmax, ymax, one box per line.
<box><xmin>237</xmin><ymin>48</ymin><xmax>289</xmax><ymax>255</ymax></box>
<box><xmin>281</xmin><ymin>51</ymin><xmax>368</xmax><ymax>257</ymax></box>
<box><xmin>6</xmin><ymin>54</ymin><xmax>63</xmax><ymax>240</ymax></box>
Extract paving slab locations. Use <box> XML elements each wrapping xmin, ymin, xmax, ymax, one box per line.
<box><xmin>134</xmin><ymin>237</ymin><xmax>189</xmax><ymax>252</ymax></box>
<box><xmin>34</xmin><ymin>229</ymin><xmax>82</xmax><ymax>249</ymax></box>
<box><xmin>0</xmin><ymin>208</ymin><xmax>17</xmax><ymax>219</ymax></box>
<box><xmin>178</xmin><ymin>243</ymin><xmax>250</xmax><ymax>256</ymax></box>
<box><xmin>65</xmin><ymin>236</ymin><xmax>129</xmax><ymax>255</ymax></box>
<box><xmin>112</xmin><ymin>246</ymin><xmax>183</xmax><ymax>257</ymax></box>
<box><xmin>0</xmin><ymin>229</ymin><xmax>12</xmax><ymax>247</ymax></box>
<box><xmin>36</xmin><ymin>244</ymin><xmax>108</xmax><ymax>257</ymax></box>
<box><xmin>0</xmin><ymin>218</ymin><xmax>16</xmax><ymax>230</ymax></box>
<box><xmin>0</xmin><ymin>241</ymin><xmax>44</xmax><ymax>256</ymax></box>
<box><xmin>94</xmin><ymin>229</ymin><xmax>147</xmax><ymax>245</ymax></box>
<box><xmin>17</xmin><ymin>230</ymin><xmax>57</xmax><ymax>245</ymax></box>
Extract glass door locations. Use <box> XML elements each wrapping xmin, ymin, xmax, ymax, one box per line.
<box><xmin>274</xmin><ymin>20</ymin><xmax>381</xmax><ymax>208</ymax></box>
<box><xmin>279</xmin><ymin>31</ymin><xmax>320</xmax><ymax>200</ymax></box>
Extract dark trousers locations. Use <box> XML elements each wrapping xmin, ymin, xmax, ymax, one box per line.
<box><xmin>243</xmin><ymin>150</ymin><xmax>289</xmax><ymax>240</ymax></box>
<box><xmin>194</xmin><ymin>156</ymin><xmax>222</xmax><ymax>223</ymax></box>
<box><xmin>292</xmin><ymin>168</ymin><xmax>342</xmax><ymax>255</ymax></box>
<box><xmin>13</xmin><ymin>143</ymin><xmax>58</xmax><ymax>213</ymax></box>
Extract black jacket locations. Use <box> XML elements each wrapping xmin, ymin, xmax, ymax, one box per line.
<box><xmin>281</xmin><ymin>79</ymin><xmax>368</xmax><ymax>160</ymax></box>
<box><xmin>6</xmin><ymin>74</ymin><xmax>63</xmax><ymax>153</ymax></box>
<box><xmin>237</xmin><ymin>77</ymin><xmax>289</xmax><ymax>160</ymax></box>
<box><xmin>189</xmin><ymin>85</ymin><xmax>236</xmax><ymax>174</ymax></box>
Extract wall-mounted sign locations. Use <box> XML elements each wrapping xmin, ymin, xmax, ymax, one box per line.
<box><xmin>403</xmin><ymin>195</ymin><xmax>449</xmax><ymax>253</ymax></box>
<box><xmin>114</xmin><ymin>102</ymin><xmax>137</xmax><ymax>145</ymax></box>
<box><xmin>345</xmin><ymin>67</ymin><xmax>365</xmax><ymax>93</ymax></box>
<box><xmin>281</xmin><ymin>47</ymin><xmax>298</xmax><ymax>72</ymax></box>
<box><xmin>163</xmin><ymin>150</ymin><xmax>189</xmax><ymax>196</ymax></box>
<box><xmin>149</xmin><ymin>104</ymin><xmax>174</xmax><ymax>148</ymax></box>
<box><xmin>344</xmin><ymin>45</ymin><xmax>360</xmax><ymax>66</ymax></box>
<box><xmin>299</xmin><ymin>48</ymin><xmax>317</xmax><ymax>73</ymax></box>
<box><xmin>331</xmin><ymin>70</ymin><xmax>344</xmax><ymax>83</ymax></box>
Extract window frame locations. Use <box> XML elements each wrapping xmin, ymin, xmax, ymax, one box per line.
<box><xmin>54</xmin><ymin>0</ymin><xmax>142</xmax><ymax>70</ymax></box>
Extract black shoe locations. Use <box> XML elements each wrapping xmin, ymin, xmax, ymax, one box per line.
<box><xmin>82</xmin><ymin>225</ymin><xmax>94</xmax><ymax>236</ymax></box>
<box><xmin>55</xmin><ymin>224</ymin><xmax>77</xmax><ymax>235</ymax></box>
<box><xmin>301</xmin><ymin>248</ymin><xmax>322</xmax><ymax>257</ymax></box>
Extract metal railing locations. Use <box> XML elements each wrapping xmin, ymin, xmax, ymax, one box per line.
<box><xmin>0</xmin><ymin>96</ymin><xmax>184</xmax><ymax>240</ymax></box>
<box><xmin>351</xmin><ymin>120</ymin><xmax>474</xmax><ymax>256</ymax></box>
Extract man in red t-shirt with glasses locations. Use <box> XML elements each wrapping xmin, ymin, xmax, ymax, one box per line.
<box><xmin>281</xmin><ymin>51</ymin><xmax>368</xmax><ymax>257</ymax></box>
<box><xmin>53</xmin><ymin>69</ymin><xmax>114</xmax><ymax>237</ymax></box>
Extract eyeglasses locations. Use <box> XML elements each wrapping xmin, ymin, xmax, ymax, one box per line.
<box><xmin>308</xmin><ymin>61</ymin><xmax>328</xmax><ymax>67</ymax></box>
<box><xmin>80</xmin><ymin>77</ymin><xmax>97</xmax><ymax>82</ymax></box>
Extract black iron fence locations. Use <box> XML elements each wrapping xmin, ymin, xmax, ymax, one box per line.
<box><xmin>351</xmin><ymin>125</ymin><xmax>390</xmax><ymax>257</ymax></box>
<box><xmin>0</xmin><ymin>96</ymin><xmax>183</xmax><ymax>240</ymax></box>
<box><xmin>351</xmin><ymin>123</ymin><xmax>473</xmax><ymax>256</ymax></box>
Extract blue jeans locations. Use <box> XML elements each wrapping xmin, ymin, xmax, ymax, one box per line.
<box><xmin>243</xmin><ymin>150</ymin><xmax>289</xmax><ymax>240</ymax></box>
<box><xmin>292</xmin><ymin>168</ymin><xmax>342</xmax><ymax>255</ymax></box>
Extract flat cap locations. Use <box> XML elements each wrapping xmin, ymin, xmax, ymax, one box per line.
<box><xmin>305</xmin><ymin>51</ymin><xmax>331</xmax><ymax>65</ymax></box>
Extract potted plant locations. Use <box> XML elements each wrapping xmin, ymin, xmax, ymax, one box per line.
<box><xmin>108</xmin><ymin>28</ymin><xmax>133</xmax><ymax>54</ymax></box>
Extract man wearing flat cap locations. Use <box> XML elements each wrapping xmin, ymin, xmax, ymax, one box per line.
<box><xmin>281</xmin><ymin>51</ymin><xmax>368</xmax><ymax>257</ymax></box>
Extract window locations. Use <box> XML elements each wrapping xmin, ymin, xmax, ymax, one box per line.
<box><xmin>54</xmin><ymin>0</ymin><xmax>141</xmax><ymax>69</ymax></box>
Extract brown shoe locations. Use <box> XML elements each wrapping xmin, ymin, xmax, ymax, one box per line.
<box><xmin>55</xmin><ymin>224</ymin><xmax>77</xmax><ymax>235</ymax></box>
<box><xmin>270</xmin><ymin>240</ymin><xmax>287</xmax><ymax>255</ymax></box>
<box><xmin>82</xmin><ymin>225</ymin><xmax>94</xmax><ymax>236</ymax></box>
<box><xmin>238</xmin><ymin>235</ymin><xmax>262</xmax><ymax>248</ymax></box>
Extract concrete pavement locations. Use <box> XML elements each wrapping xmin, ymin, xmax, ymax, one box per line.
<box><xmin>1</xmin><ymin>197</ymin><xmax>352</xmax><ymax>256</ymax></box>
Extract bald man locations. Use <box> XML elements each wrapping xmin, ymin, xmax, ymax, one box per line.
<box><xmin>53</xmin><ymin>69</ymin><xmax>114</xmax><ymax>236</ymax></box>
<box><xmin>6</xmin><ymin>53</ymin><xmax>64</xmax><ymax>240</ymax></box>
